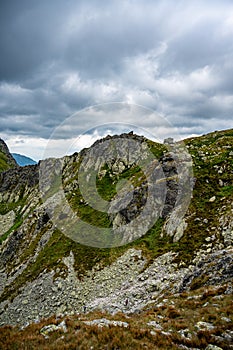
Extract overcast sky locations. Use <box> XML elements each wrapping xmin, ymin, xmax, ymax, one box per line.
<box><xmin>0</xmin><ymin>0</ymin><xmax>233</xmax><ymax>160</ymax></box>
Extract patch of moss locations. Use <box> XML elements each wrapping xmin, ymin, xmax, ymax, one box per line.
<box><xmin>96</xmin><ymin>165</ymin><xmax>117</xmax><ymax>201</ymax></box>
<box><xmin>146</xmin><ymin>140</ymin><xmax>167</xmax><ymax>159</ymax></box>
<box><xmin>0</xmin><ymin>215</ymin><xmax>23</xmax><ymax>244</ymax></box>
<box><xmin>0</xmin><ymin>202</ymin><xmax>19</xmax><ymax>216</ymax></box>
<box><xmin>0</xmin><ymin>194</ymin><xmax>29</xmax><ymax>244</ymax></box>
<box><xmin>68</xmin><ymin>192</ymin><xmax>112</xmax><ymax>228</ymax></box>
<box><xmin>0</xmin><ymin>151</ymin><xmax>14</xmax><ymax>172</ymax></box>
<box><xmin>217</xmin><ymin>185</ymin><xmax>233</xmax><ymax>197</ymax></box>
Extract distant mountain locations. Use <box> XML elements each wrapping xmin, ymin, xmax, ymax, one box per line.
<box><xmin>0</xmin><ymin>138</ymin><xmax>17</xmax><ymax>172</ymax></box>
<box><xmin>12</xmin><ymin>153</ymin><xmax>37</xmax><ymax>166</ymax></box>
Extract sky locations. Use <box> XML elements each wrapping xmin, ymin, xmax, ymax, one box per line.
<box><xmin>0</xmin><ymin>0</ymin><xmax>233</xmax><ymax>161</ymax></box>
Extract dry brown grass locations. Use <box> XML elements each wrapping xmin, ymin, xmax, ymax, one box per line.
<box><xmin>0</xmin><ymin>284</ymin><xmax>232</xmax><ymax>350</ymax></box>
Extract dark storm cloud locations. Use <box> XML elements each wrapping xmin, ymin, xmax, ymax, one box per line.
<box><xmin>0</xmin><ymin>0</ymin><xmax>72</xmax><ymax>81</ymax></box>
<box><xmin>1</xmin><ymin>0</ymin><xmax>233</xmax><ymax>151</ymax></box>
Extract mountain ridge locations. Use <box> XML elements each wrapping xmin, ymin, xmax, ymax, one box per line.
<box><xmin>0</xmin><ymin>129</ymin><xmax>232</xmax><ymax>349</ymax></box>
<box><xmin>12</xmin><ymin>153</ymin><xmax>37</xmax><ymax>166</ymax></box>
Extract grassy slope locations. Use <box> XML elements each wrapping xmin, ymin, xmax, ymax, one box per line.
<box><xmin>178</xmin><ymin>128</ymin><xmax>233</xmax><ymax>261</ymax></box>
<box><xmin>0</xmin><ymin>138</ymin><xmax>17</xmax><ymax>172</ymax></box>
<box><xmin>0</xmin><ymin>151</ymin><xmax>13</xmax><ymax>172</ymax></box>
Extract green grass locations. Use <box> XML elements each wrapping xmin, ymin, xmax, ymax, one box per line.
<box><xmin>174</xmin><ymin>129</ymin><xmax>233</xmax><ymax>263</ymax></box>
<box><xmin>68</xmin><ymin>190</ymin><xmax>112</xmax><ymax>228</ymax></box>
<box><xmin>96</xmin><ymin>163</ymin><xmax>146</xmax><ymax>199</ymax></box>
<box><xmin>146</xmin><ymin>140</ymin><xmax>167</xmax><ymax>159</ymax></box>
<box><xmin>0</xmin><ymin>202</ymin><xmax>17</xmax><ymax>215</ymax></box>
<box><xmin>0</xmin><ymin>147</ymin><xmax>17</xmax><ymax>172</ymax></box>
<box><xmin>133</xmin><ymin>218</ymin><xmax>168</xmax><ymax>257</ymax></box>
<box><xmin>0</xmin><ymin>215</ymin><xmax>23</xmax><ymax>244</ymax></box>
<box><xmin>0</xmin><ymin>189</ymin><xmax>29</xmax><ymax>244</ymax></box>
<box><xmin>0</xmin><ymin>151</ymin><xmax>11</xmax><ymax>172</ymax></box>
<box><xmin>96</xmin><ymin>165</ymin><xmax>117</xmax><ymax>201</ymax></box>
<box><xmin>217</xmin><ymin>185</ymin><xmax>233</xmax><ymax>197</ymax></box>
<box><xmin>0</xmin><ymin>183</ymin><xmax>28</xmax><ymax>214</ymax></box>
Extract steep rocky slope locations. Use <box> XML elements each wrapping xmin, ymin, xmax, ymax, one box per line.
<box><xmin>0</xmin><ymin>138</ymin><xmax>17</xmax><ymax>172</ymax></box>
<box><xmin>0</xmin><ymin>129</ymin><xmax>232</xmax><ymax>349</ymax></box>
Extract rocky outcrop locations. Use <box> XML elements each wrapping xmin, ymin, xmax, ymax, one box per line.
<box><xmin>0</xmin><ymin>164</ymin><xmax>38</xmax><ymax>193</ymax></box>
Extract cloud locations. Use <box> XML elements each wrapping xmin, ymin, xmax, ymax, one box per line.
<box><xmin>0</xmin><ymin>0</ymin><xmax>233</xmax><ymax>159</ymax></box>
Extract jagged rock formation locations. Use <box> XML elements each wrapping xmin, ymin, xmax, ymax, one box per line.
<box><xmin>0</xmin><ymin>129</ymin><xmax>232</xmax><ymax>335</ymax></box>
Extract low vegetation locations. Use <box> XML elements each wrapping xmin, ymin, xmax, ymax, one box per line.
<box><xmin>0</xmin><ymin>284</ymin><xmax>232</xmax><ymax>349</ymax></box>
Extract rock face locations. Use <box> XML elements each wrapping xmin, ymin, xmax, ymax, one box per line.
<box><xmin>0</xmin><ymin>210</ymin><xmax>15</xmax><ymax>239</ymax></box>
<box><xmin>0</xmin><ymin>129</ymin><xmax>232</xmax><ymax>328</ymax></box>
<box><xmin>0</xmin><ymin>164</ymin><xmax>38</xmax><ymax>193</ymax></box>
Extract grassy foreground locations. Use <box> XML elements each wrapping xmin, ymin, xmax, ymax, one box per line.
<box><xmin>0</xmin><ymin>284</ymin><xmax>232</xmax><ymax>350</ymax></box>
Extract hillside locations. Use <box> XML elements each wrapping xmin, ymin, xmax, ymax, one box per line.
<box><xmin>0</xmin><ymin>129</ymin><xmax>232</xmax><ymax>349</ymax></box>
<box><xmin>0</xmin><ymin>139</ymin><xmax>17</xmax><ymax>172</ymax></box>
<box><xmin>12</xmin><ymin>153</ymin><xmax>37</xmax><ymax>166</ymax></box>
